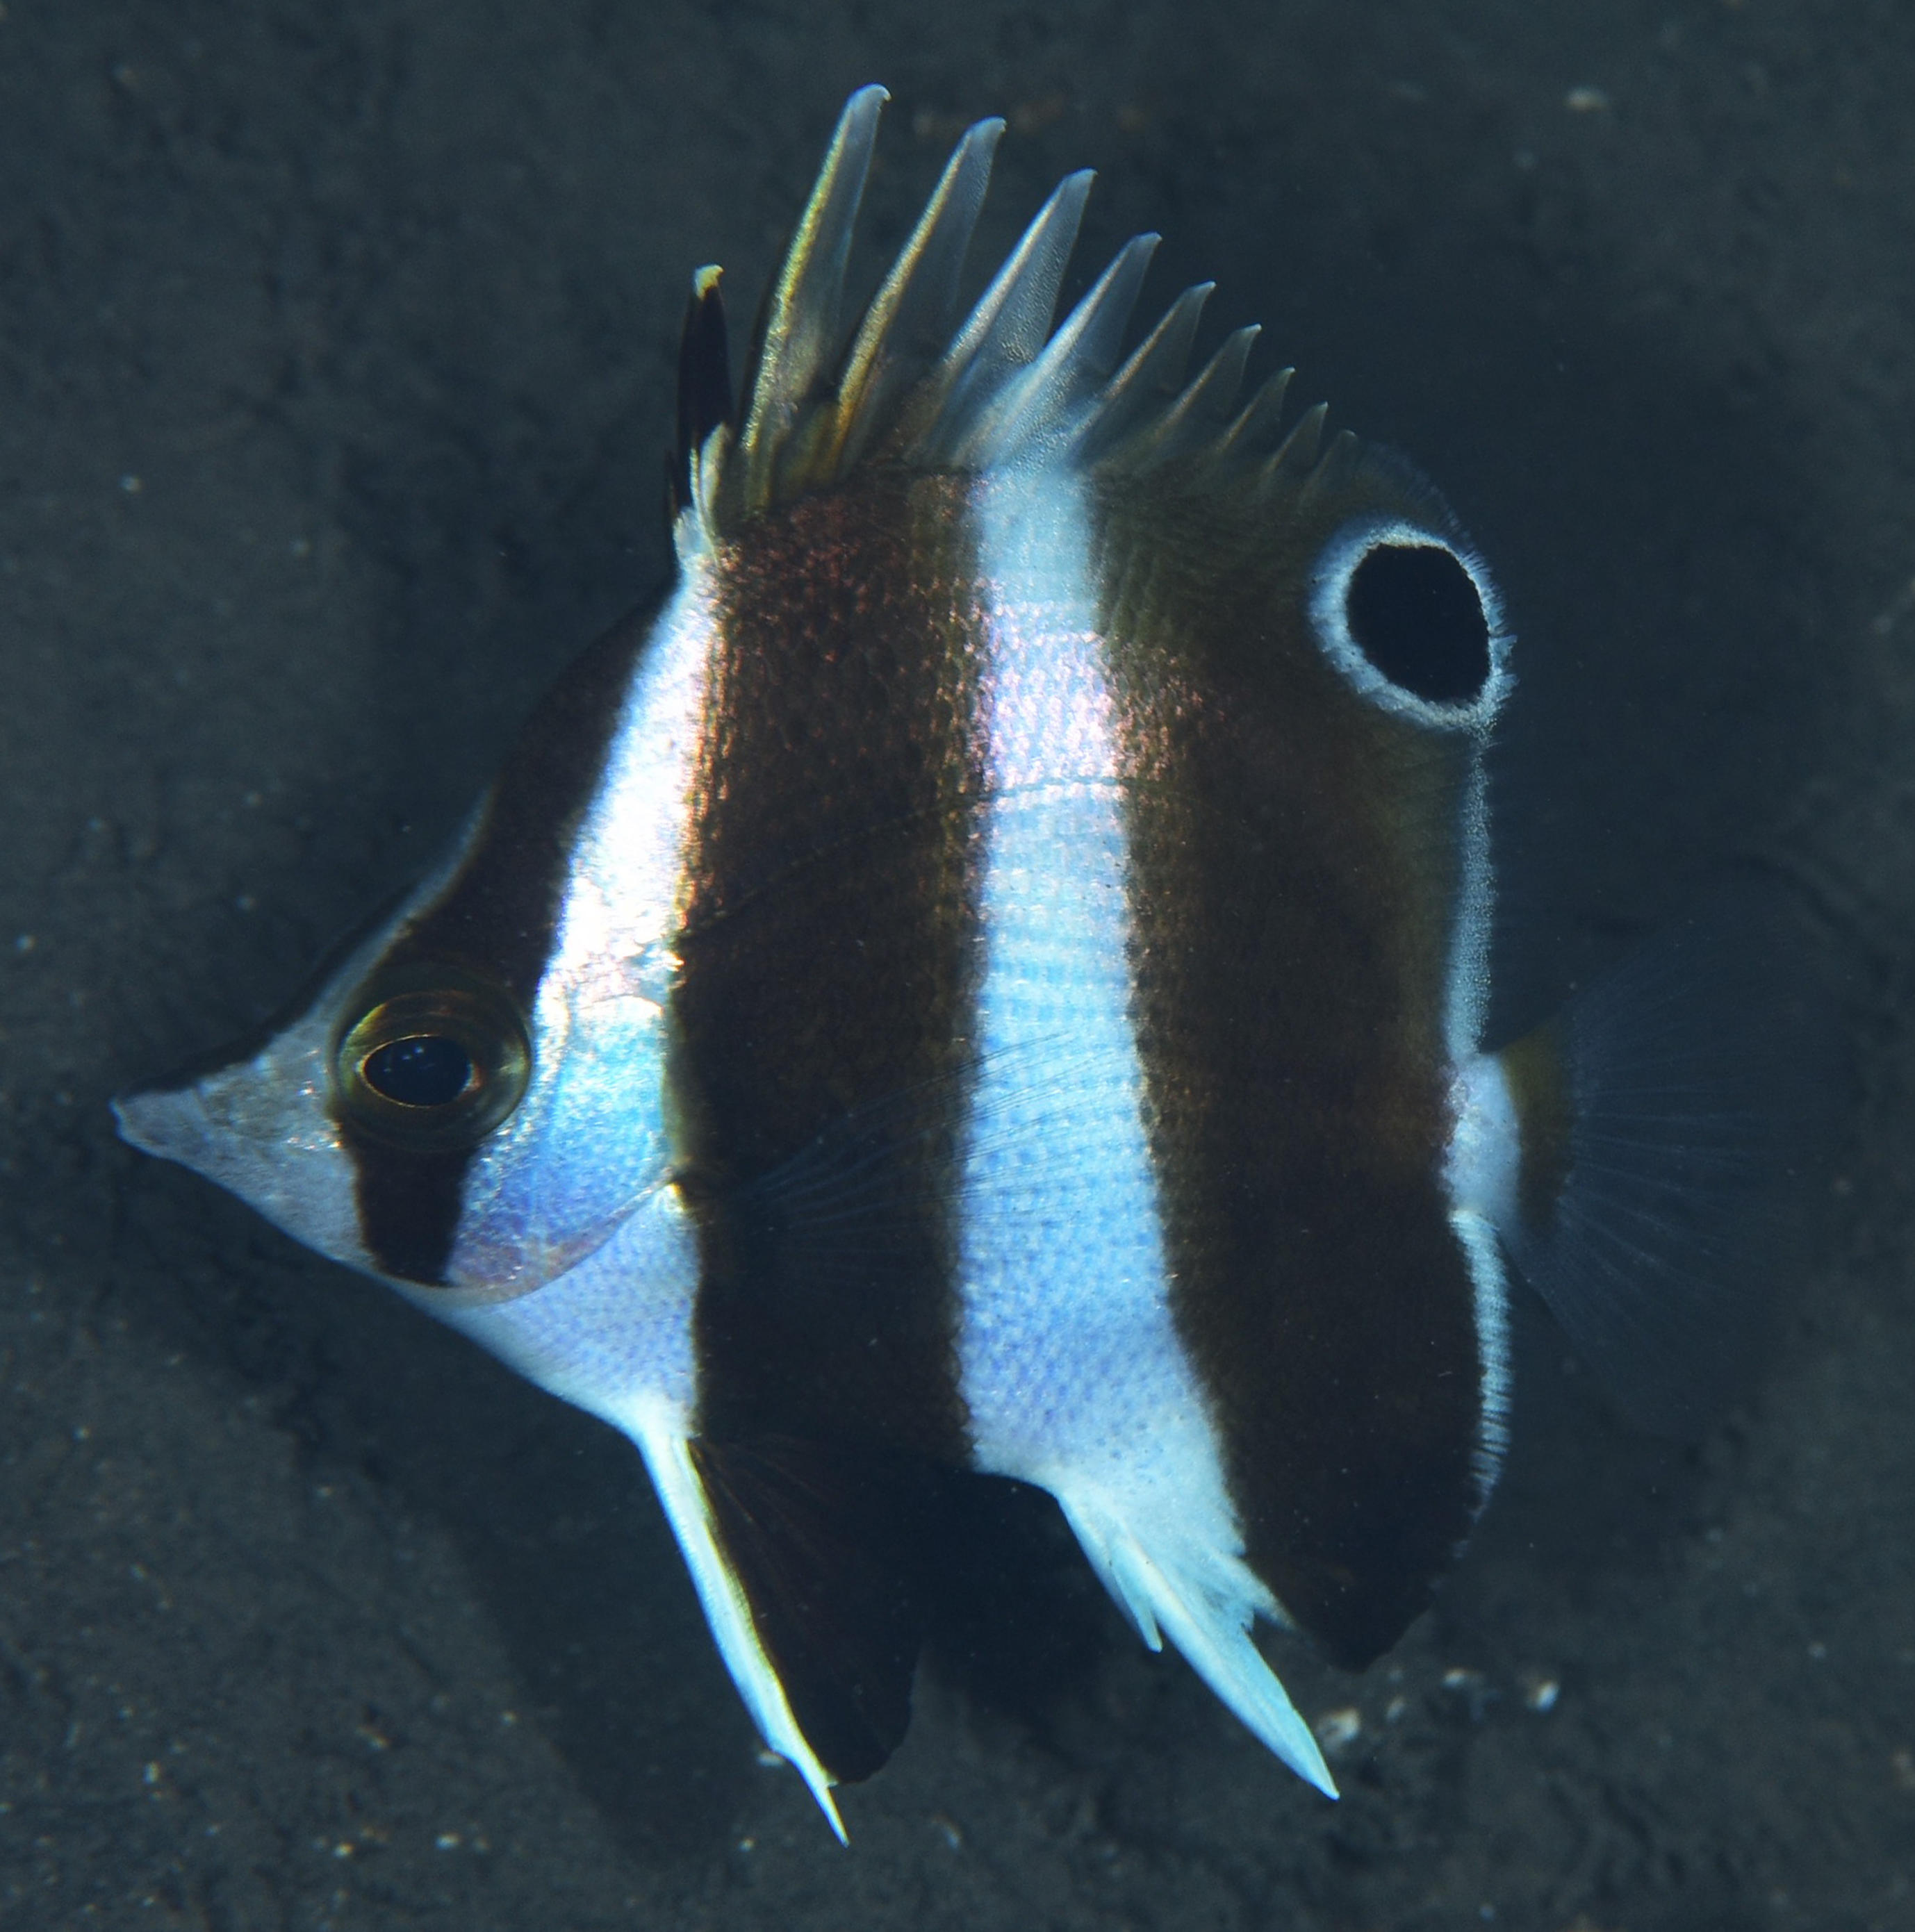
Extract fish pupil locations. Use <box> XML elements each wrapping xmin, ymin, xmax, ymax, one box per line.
<box><xmin>1345</xmin><ymin>542</ymin><xmax>1490</xmax><ymax>705</ymax></box>
<box><xmin>361</xmin><ymin>1034</ymin><xmax>474</xmax><ymax>1108</ymax></box>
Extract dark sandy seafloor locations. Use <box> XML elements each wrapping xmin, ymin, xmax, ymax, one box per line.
<box><xmin>2</xmin><ymin>2</ymin><xmax>1913</xmax><ymax>1927</ymax></box>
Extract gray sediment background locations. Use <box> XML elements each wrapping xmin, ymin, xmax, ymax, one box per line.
<box><xmin>2</xmin><ymin>3</ymin><xmax>1911</xmax><ymax>1926</ymax></box>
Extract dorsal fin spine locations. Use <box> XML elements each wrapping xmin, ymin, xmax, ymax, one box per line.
<box><xmin>902</xmin><ymin>168</ymin><xmax>1096</xmax><ymax>465</ymax></box>
<box><xmin>1071</xmin><ymin>281</ymin><xmax>1214</xmax><ymax>467</ymax></box>
<box><xmin>1215</xmin><ymin>367</ymin><xmax>1295</xmax><ymax>465</ymax></box>
<box><xmin>673</xmin><ymin>265</ymin><xmax>733</xmax><ymax>521</ymax></box>
<box><xmin>942</xmin><ymin>232</ymin><xmax>1160</xmax><ymax>472</ymax></box>
<box><xmin>681</xmin><ymin>90</ymin><xmax>1344</xmax><ymax>536</ymax></box>
<box><xmin>825</xmin><ymin>115</ymin><xmax>1005</xmax><ymax>478</ymax></box>
<box><xmin>1260</xmin><ymin>399</ymin><xmax>1330</xmax><ymax>488</ymax></box>
<box><xmin>1102</xmin><ymin>323</ymin><xmax>1260</xmax><ymax>472</ymax></box>
<box><xmin>737</xmin><ymin>83</ymin><xmax>888</xmax><ymax>515</ymax></box>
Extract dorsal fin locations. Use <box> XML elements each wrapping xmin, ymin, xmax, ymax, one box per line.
<box><xmin>824</xmin><ymin>115</ymin><xmax>1005</xmax><ymax>477</ymax></box>
<box><xmin>677</xmin><ymin>90</ymin><xmax>1347</xmax><ymax>552</ymax></box>
<box><xmin>932</xmin><ymin>231</ymin><xmax>1160</xmax><ymax>471</ymax></box>
<box><xmin>671</xmin><ymin>265</ymin><xmax>733</xmax><ymax>519</ymax></box>
<box><xmin>1096</xmin><ymin>323</ymin><xmax>1260</xmax><ymax>474</ymax></box>
<box><xmin>893</xmin><ymin>167</ymin><xmax>1096</xmax><ymax>465</ymax></box>
<box><xmin>734</xmin><ymin>83</ymin><xmax>888</xmax><ymax>518</ymax></box>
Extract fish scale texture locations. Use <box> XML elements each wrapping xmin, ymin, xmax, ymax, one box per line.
<box><xmin>3</xmin><ymin>3</ymin><xmax>1912</xmax><ymax>1931</ymax></box>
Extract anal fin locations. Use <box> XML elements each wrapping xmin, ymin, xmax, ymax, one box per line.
<box><xmin>1055</xmin><ymin>1484</ymin><xmax>1338</xmax><ymax>1799</ymax></box>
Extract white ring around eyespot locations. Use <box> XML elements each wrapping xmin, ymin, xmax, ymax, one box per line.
<box><xmin>1306</xmin><ymin>516</ymin><xmax>1513</xmax><ymax>732</ymax></box>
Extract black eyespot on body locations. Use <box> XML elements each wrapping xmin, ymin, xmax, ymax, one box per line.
<box><xmin>363</xmin><ymin>1034</ymin><xmax>475</xmax><ymax>1108</ymax></box>
<box><xmin>1345</xmin><ymin>542</ymin><xmax>1490</xmax><ymax>706</ymax></box>
<box><xmin>332</xmin><ymin>963</ymin><xmax>530</xmax><ymax>1150</ymax></box>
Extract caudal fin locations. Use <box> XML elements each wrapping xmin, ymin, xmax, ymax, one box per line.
<box><xmin>1493</xmin><ymin>889</ymin><xmax>1839</xmax><ymax>1434</ymax></box>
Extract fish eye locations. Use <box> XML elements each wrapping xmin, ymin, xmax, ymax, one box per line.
<box><xmin>332</xmin><ymin>965</ymin><xmax>531</xmax><ymax>1150</ymax></box>
<box><xmin>362</xmin><ymin>1034</ymin><xmax>474</xmax><ymax>1107</ymax></box>
<box><xmin>1310</xmin><ymin>523</ymin><xmax>1502</xmax><ymax>717</ymax></box>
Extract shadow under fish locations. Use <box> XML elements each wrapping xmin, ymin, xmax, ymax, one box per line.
<box><xmin>114</xmin><ymin>85</ymin><xmax>1834</xmax><ymax>1838</ymax></box>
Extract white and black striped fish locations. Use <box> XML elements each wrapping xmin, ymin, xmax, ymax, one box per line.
<box><xmin>115</xmin><ymin>88</ymin><xmax>1819</xmax><ymax>1835</ymax></box>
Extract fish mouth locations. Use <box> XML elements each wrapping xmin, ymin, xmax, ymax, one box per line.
<box><xmin>111</xmin><ymin>1083</ymin><xmax>215</xmax><ymax>1171</ymax></box>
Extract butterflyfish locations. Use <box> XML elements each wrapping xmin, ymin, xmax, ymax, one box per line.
<box><xmin>115</xmin><ymin>85</ymin><xmax>1821</xmax><ymax>1837</ymax></box>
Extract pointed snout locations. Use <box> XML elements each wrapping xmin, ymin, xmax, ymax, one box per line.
<box><xmin>112</xmin><ymin>1083</ymin><xmax>215</xmax><ymax>1171</ymax></box>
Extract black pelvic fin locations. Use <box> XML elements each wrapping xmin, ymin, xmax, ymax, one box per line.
<box><xmin>673</xmin><ymin>265</ymin><xmax>734</xmax><ymax>518</ymax></box>
<box><xmin>686</xmin><ymin>1435</ymin><xmax>928</xmax><ymax>1783</ymax></box>
<box><xmin>1496</xmin><ymin>886</ymin><xmax>1842</xmax><ymax>1435</ymax></box>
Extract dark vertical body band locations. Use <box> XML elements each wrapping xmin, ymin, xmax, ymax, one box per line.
<box><xmin>344</xmin><ymin>604</ymin><xmax>658</xmax><ymax>1283</ymax></box>
<box><xmin>677</xmin><ymin>470</ymin><xmax>989</xmax><ymax>1467</ymax></box>
<box><xmin>1094</xmin><ymin>460</ymin><xmax>1486</xmax><ymax>1668</ymax></box>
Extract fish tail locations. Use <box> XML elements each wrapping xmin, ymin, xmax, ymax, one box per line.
<box><xmin>1489</xmin><ymin>885</ymin><xmax>1841</xmax><ymax>1435</ymax></box>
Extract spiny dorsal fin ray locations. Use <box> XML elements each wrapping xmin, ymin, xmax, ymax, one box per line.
<box><xmin>823</xmin><ymin>115</ymin><xmax>1005</xmax><ymax>478</ymax></box>
<box><xmin>737</xmin><ymin>83</ymin><xmax>887</xmax><ymax>516</ymax></box>
<box><xmin>1101</xmin><ymin>324</ymin><xmax>1260</xmax><ymax>474</ymax></box>
<box><xmin>941</xmin><ymin>231</ymin><xmax>1160</xmax><ymax>471</ymax></box>
<box><xmin>683</xmin><ymin>89</ymin><xmax>1351</xmax><ymax>545</ymax></box>
<box><xmin>1297</xmin><ymin>424</ymin><xmax>1365</xmax><ymax>506</ymax></box>
<box><xmin>1263</xmin><ymin>399</ymin><xmax>1331</xmax><ymax>488</ymax></box>
<box><xmin>672</xmin><ymin>265</ymin><xmax>732</xmax><ymax>519</ymax></box>
<box><xmin>898</xmin><ymin>167</ymin><xmax>1095</xmax><ymax>466</ymax></box>
<box><xmin>1067</xmin><ymin>281</ymin><xmax>1214</xmax><ymax>466</ymax></box>
<box><xmin>1215</xmin><ymin>367</ymin><xmax>1296</xmax><ymax>464</ymax></box>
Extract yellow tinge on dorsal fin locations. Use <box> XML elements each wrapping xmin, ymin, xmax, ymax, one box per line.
<box><xmin>732</xmin><ymin>85</ymin><xmax>887</xmax><ymax>518</ymax></box>
<box><xmin>676</xmin><ymin>87</ymin><xmax>1345</xmax><ymax>554</ymax></box>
